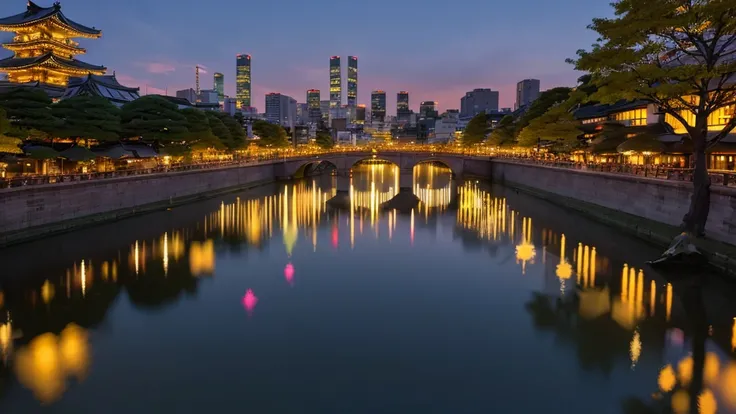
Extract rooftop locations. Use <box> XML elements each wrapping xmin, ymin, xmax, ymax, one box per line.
<box><xmin>0</xmin><ymin>52</ymin><xmax>105</xmax><ymax>72</ymax></box>
<box><xmin>0</xmin><ymin>1</ymin><xmax>101</xmax><ymax>37</ymax></box>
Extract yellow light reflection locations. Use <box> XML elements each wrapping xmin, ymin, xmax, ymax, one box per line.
<box><xmin>630</xmin><ymin>329</ymin><xmax>641</xmax><ymax>369</ymax></box>
<box><xmin>658</xmin><ymin>364</ymin><xmax>676</xmax><ymax>392</ymax></box>
<box><xmin>41</xmin><ymin>280</ymin><xmax>55</xmax><ymax>305</ymax></box>
<box><xmin>189</xmin><ymin>240</ymin><xmax>215</xmax><ymax>276</ymax></box>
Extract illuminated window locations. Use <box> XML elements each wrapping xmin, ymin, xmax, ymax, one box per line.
<box><xmin>665</xmin><ymin>105</ymin><xmax>733</xmax><ymax>133</ymax></box>
<box><xmin>582</xmin><ymin>117</ymin><xmax>606</xmax><ymax>125</ymax></box>
<box><xmin>611</xmin><ymin>108</ymin><xmax>647</xmax><ymax>126</ymax></box>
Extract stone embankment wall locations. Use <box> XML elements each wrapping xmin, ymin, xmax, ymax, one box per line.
<box><xmin>0</xmin><ymin>163</ymin><xmax>277</xmax><ymax>246</ymax></box>
<box><xmin>491</xmin><ymin>160</ymin><xmax>736</xmax><ymax>246</ymax></box>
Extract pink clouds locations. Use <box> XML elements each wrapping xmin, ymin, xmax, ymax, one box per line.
<box><xmin>115</xmin><ymin>73</ymin><xmax>168</xmax><ymax>96</ymax></box>
<box><xmin>139</xmin><ymin>62</ymin><xmax>177</xmax><ymax>75</ymax></box>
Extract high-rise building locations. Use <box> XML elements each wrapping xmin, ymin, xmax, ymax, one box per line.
<box><xmin>176</xmin><ymin>88</ymin><xmax>197</xmax><ymax>104</ymax></box>
<box><xmin>397</xmin><ymin>91</ymin><xmax>410</xmax><ymax>120</ymax></box>
<box><xmin>329</xmin><ymin>56</ymin><xmax>341</xmax><ymax>108</ymax></box>
<box><xmin>347</xmin><ymin>56</ymin><xmax>358</xmax><ymax>106</ymax></box>
<box><xmin>214</xmin><ymin>73</ymin><xmax>224</xmax><ymax>100</ymax></box>
<box><xmin>356</xmin><ymin>104</ymin><xmax>366</xmax><ymax>125</ymax></box>
<box><xmin>460</xmin><ymin>88</ymin><xmax>499</xmax><ymax>118</ymax></box>
<box><xmin>265</xmin><ymin>93</ymin><xmax>297</xmax><ymax>126</ymax></box>
<box><xmin>307</xmin><ymin>89</ymin><xmax>321</xmax><ymax>123</ymax></box>
<box><xmin>198</xmin><ymin>89</ymin><xmax>219</xmax><ymax>104</ymax></box>
<box><xmin>320</xmin><ymin>100</ymin><xmax>331</xmax><ymax>122</ymax></box>
<box><xmin>371</xmin><ymin>90</ymin><xmax>387</xmax><ymax>123</ymax></box>
<box><xmin>515</xmin><ymin>79</ymin><xmax>540</xmax><ymax>110</ymax></box>
<box><xmin>420</xmin><ymin>101</ymin><xmax>438</xmax><ymax>118</ymax></box>
<box><xmin>236</xmin><ymin>54</ymin><xmax>252</xmax><ymax>109</ymax></box>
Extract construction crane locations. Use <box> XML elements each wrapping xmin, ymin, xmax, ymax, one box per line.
<box><xmin>195</xmin><ymin>65</ymin><xmax>200</xmax><ymax>95</ymax></box>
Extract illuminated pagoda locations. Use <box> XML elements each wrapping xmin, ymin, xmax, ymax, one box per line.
<box><xmin>0</xmin><ymin>1</ymin><xmax>106</xmax><ymax>97</ymax></box>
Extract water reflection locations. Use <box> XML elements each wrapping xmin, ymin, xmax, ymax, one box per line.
<box><xmin>0</xmin><ymin>163</ymin><xmax>735</xmax><ymax>412</ymax></box>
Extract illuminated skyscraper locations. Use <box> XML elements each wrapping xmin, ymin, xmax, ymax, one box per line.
<box><xmin>329</xmin><ymin>56</ymin><xmax>341</xmax><ymax>108</ymax></box>
<box><xmin>371</xmin><ymin>90</ymin><xmax>386</xmax><ymax>123</ymax></box>
<box><xmin>214</xmin><ymin>72</ymin><xmax>224</xmax><ymax>100</ymax></box>
<box><xmin>236</xmin><ymin>54</ymin><xmax>251</xmax><ymax>109</ymax></box>
<box><xmin>307</xmin><ymin>89</ymin><xmax>321</xmax><ymax>123</ymax></box>
<box><xmin>420</xmin><ymin>101</ymin><xmax>438</xmax><ymax>118</ymax></box>
<box><xmin>347</xmin><ymin>56</ymin><xmax>358</xmax><ymax>106</ymax></box>
<box><xmin>397</xmin><ymin>91</ymin><xmax>410</xmax><ymax>120</ymax></box>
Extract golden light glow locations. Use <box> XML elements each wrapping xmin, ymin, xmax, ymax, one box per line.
<box><xmin>671</xmin><ymin>390</ymin><xmax>690</xmax><ymax>414</ymax></box>
<box><xmin>41</xmin><ymin>280</ymin><xmax>55</xmax><ymax>305</ymax></box>
<box><xmin>14</xmin><ymin>324</ymin><xmax>90</xmax><ymax>405</ymax></box>
<box><xmin>704</xmin><ymin>352</ymin><xmax>720</xmax><ymax>384</ymax></box>
<box><xmin>732</xmin><ymin>317</ymin><xmax>736</xmax><ymax>352</ymax></box>
<box><xmin>189</xmin><ymin>240</ymin><xmax>215</xmax><ymax>276</ymax></box>
<box><xmin>678</xmin><ymin>356</ymin><xmax>693</xmax><ymax>387</ymax></box>
<box><xmin>698</xmin><ymin>389</ymin><xmax>717</xmax><ymax>414</ymax></box>
<box><xmin>630</xmin><ymin>329</ymin><xmax>641</xmax><ymax>369</ymax></box>
<box><xmin>515</xmin><ymin>217</ymin><xmax>536</xmax><ymax>274</ymax></box>
<box><xmin>658</xmin><ymin>364</ymin><xmax>677</xmax><ymax>392</ymax></box>
<box><xmin>556</xmin><ymin>234</ymin><xmax>572</xmax><ymax>280</ymax></box>
<box><xmin>722</xmin><ymin>363</ymin><xmax>736</xmax><ymax>409</ymax></box>
<box><xmin>0</xmin><ymin>315</ymin><xmax>12</xmax><ymax>361</ymax></box>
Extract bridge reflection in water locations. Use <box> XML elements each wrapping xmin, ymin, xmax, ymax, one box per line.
<box><xmin>0</xmin><ymin>162</ymin><xmax>736</xmax><ymax>412</ymax></box>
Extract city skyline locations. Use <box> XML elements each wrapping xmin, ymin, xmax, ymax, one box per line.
<box><xmin>0</xmin><ymin>0</ymin><xmax>613</xmax><ymax>113</ymax></box>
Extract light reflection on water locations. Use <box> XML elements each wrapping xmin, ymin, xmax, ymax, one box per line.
<box><xmin>0</xmin><ymin>161</ymin><xmax>734</xmax><ymax>412</ymax></box>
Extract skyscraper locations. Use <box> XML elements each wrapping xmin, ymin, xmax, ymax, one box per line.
<box><xmin>214</xmin><ymin>72</ymin><xmax>224</xmax><ymax>101</ymax></box>
<box><xmin>265</xmin><ymin>93</ymin><xmax>297</xmax><ymax>126</ymax></box>
<box><xmin>515</xmin><ymin>79</ymin><xmax>540</xmax><ymax>110</ymax></box>
<box><xmin>460</xmin><ymin>88</ymin><xmax>499</xmax><ymax>118</ymax></box>
<box><xmin>420</xmin><ymin>101</ymin><xmax>438</xmax><ymax>118</ymax></box>
<box><xmin>329</xmin><ymin>56</ymin><xmax>341</xmax><ymax>108</ymax></box>
<box><xmin>397</xmin><ymin>91</ymin><xmax>410</xmax><ymax>120</ymax></box>
<box><xmin>307</xmin><ymin>89</ymin><xmax>321</xmax><ymax>123</ymax></box>
<box><xmin>347</xmin><ymin>56</ymin><xmax>358</xmax><ymax>106</ymax></box>
<box><xmin>236</xmin><ymin>54</ymin><xmax>251</xmax><ymax>109</ymax></box>
<box><xmin>371</xmin><ymin>90</ymin><xmax>387</xmax><ymax>123</ymax></box>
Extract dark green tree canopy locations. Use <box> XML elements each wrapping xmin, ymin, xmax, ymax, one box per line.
<box><xmin>0</xmin><ymin>88</ymin><xmax>59</xmax><ymax>136</ymax></box>
<box><xmin>315</xmin><ymin>132</ymin><xmax>334</xmax><ymax>149</ymax></box>
<box><xmin>253</xmin><ymin>120</ymin><xmax>289</xmax><ymax>148</ymax></box>
<box><xmin>488</xmin><ymin>115</ymin><xmax>516</xmax><ymax>147</ymax></box>
<box><xmin>515</xmin><ymin>87</ymin><xmax>573</xmax><ymax>134</ymax></box>
<box><xmin>205</xmin><ymin>111</ymin><xmax>232</xmax><ymax>146</ymax></box>
<box><xmin>462</xmin><ymin>113</ymin><xmax>489</xmax><ymax>146</ymax></box>
<box><xmin>120</xmin><ymin>95</ymin><xmax>189</xmax><ymax>142</ymax></box>
<box><xmin>181</xmin><ymin>108</ymin><xmax>223</xmax><ymax>151</ymax></box>
<box><xmin>52</xmin><ymin>95</ymin><xmax>121</xmax><ymax>141</ymax></box>
<box><xmin>215</xmin><ymin>113</ymin><xmax>246</xmax><ymax>149</ymax></box>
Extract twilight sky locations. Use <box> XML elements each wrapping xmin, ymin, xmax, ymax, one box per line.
<box><xmin>0</xmin><ymin>0</ymin><xmax>614</xmax><ymax>113</ymax></box>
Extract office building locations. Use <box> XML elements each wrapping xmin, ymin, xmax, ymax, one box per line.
<box><xmin>296</xmin><ymin>103</ymin><xmax>309</xmax><ymax>124</ymax></box>
<box><xmin>330</xmin><ymin>56</ymin><xmax>341</xmax><ymax>108</ymax></box>
<box><xmin>236</xmin><ymin>54</ymin><xmax>252</xmax><ymax>108</ymax></box>
<box><xmin>198</xmin><ymin>89</ymin><xmax>219</xmax><ymax>104</ymax></box>
<box><xmin>307</xmin><ymin>89</ymin><xmax>321</xmax><ymax>123</ymax></box>
<box><xmin>397</xmin><ymin>91</ymin><xmax>410</xmax><ymax>120</ymax></box>
<box><xmin>356</xmin><ymin>104</ymin><xmax>366</xmax><ymax>125</ymax></box>
<box><xmin>420</xmin><ymin>101</ymin><xmax>438</xmax><ymax>118</ymax></box>
<box><xmin>265</xmin><ymin>93</ymin><xmax>297</xmax><ymax>126</ymax></box>
<box><xmin>223</xmin><ymin>97</ymin><xmax>238</xmax><ymax>116</ymax></box>
<box><xmin>214</xmin><ymin>72</ymin><xmax>224</xmax><ymax>100</ymax></box>
<box><xmin>320</xmin><ymin>100</ymin><xmax>331</xmax><ymax>122</ymax></box>
<box><xmin>347</xmin><ymin>56</ymin><xmax>358</xmax><ymax>106</ymax></box>
<box><xmin>460</xmin><ymin>88</ymin><xmax>499</xmax><ymax>118</ymax></box>
<box><xmin>176</xmin><ymin>88</ymin><xmax>197</xmax><ymax>104</ymax></box>
<box><xmin>516</xmin><ymin>79</ymin><xmax>540</xmax><ymax>110</ymax></box>
<box><xmin>371</xmin><ymin>90</ymin><xmax>387</xmax><ymax>123</ymax></box>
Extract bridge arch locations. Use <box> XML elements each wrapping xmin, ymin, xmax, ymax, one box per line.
<box><xmin>293</xmin><ymin>160</ymin><xmax>338</xmax><ymax>178</ymax></box>
<box><xmin>411</xmin><ymin>158</ymin><xmax>457</xmax><ymax>177</ymax></box>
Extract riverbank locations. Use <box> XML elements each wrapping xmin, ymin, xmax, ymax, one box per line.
<box><xmin>490</xmin><ymin>160</ymin><xmax>736</xmax><ymax>275</ymax></box>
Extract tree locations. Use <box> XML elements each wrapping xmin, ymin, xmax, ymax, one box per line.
<box><xmin>204</xmin><ymin>111</ymin><xmax>232</xmax><ymax>147</ymax></box>
<box><xmin>233</xmin><ymin>112</ymin><xmax>245</xmax><ymax>127</ymax></box>
<box><xmin>462</xmin><ymin>113</ymin><xmax>489</xmax><ymax>146</ymax></box>
<box><xmin>52</xmin><ymin>95</ymin><xmax>121</xmax><ymax>142</ymax></box>
<box><xmin>315</xmin><ymin>132</ymin><xmax>334</xmax><ymax>149</ymax></box>
<box><xmin>0</xmin><ymin>108</ymin><xmax>22</xmax><ymax>154</ymax></box>
<box><xmin>181</xmin><ymin>108</ymin><xmax>223</xmax><ymax>151</ymax></box>
<box><xmin>488</xmin><ymin>115</ymin><xmax>516</xmax><ymax>147</ymax></box>
<box><xmin>253</xmin><ymin>120</ymin><xmax>289</xmax><ymax>148</ymax></box>
<box><xmin>215</xmin><ymin>113</ymin><xmax>246</xmax><ymax>149</ymax></box>
<box><xmin>0</xmin><ymin>88</ymin><xmax>59</xmax><ymax>136</ymax></box>
<box><xmin>120</xmin><ymin>95</ymin><xmax>189</xmax><ymax>142</ymax></box>
<box><xmin>570</xmin><ymin>0</ymin><xmax>736</xmax><ymax>236</ymax></box>
<box><xmin>514</xmin><ymin>87</ymin><xmax>573</xmax><ymax>134</ymax></box>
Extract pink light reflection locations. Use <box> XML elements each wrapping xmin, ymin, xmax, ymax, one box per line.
<box><xmin>331</xmin><ymin>224</ymin><xmax>339</xmax><ymax>249</ymax></box>
<box><xmin>242</xmin><ymin>289</ymin><xmax>258</xmax><ymax>314</ymax></box>
<box><xmin>284</xmin><ymin>263</ymin><xmax>295</xmax><ymax>285</ymax></box>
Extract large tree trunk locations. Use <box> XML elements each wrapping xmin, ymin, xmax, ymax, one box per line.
<box><xmin>682</xmin><ymin>132</ymin><xmax>710</xmax><ymax>237</ymax></box>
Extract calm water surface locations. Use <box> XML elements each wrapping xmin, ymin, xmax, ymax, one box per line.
<box><xmin>1</xmin><ymin>162</ymin><xmax>736</xmax><ymax>413</ymax></box>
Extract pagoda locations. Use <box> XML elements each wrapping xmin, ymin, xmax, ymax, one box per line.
<box><xmin>0</xmin><ymin>1</ymin><xmax>106</xmax><ymax>91</ymax></box>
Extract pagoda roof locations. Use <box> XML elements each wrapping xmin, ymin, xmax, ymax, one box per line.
<box><xmin>0</xmin><ymin>79</ymin><xmax>65</xmax><ymax>97</ymax></box>
<box><xmin>62</xmin><ymin>74</ymin><xmax>140</xmax><ymax>105</ymax></box>
<box><xmin>0</xmin><ymin>1</ymin><xmax>101</xmax><ymax>37</ymax></box>
<box><xmin>0</xmin><ymin>52</ymin><xmax>105</xmax><ymax>72</ymax></box>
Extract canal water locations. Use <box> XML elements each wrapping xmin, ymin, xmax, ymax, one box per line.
<box><xmin>0</xmin><ymin>162</ymin><xmax>735</xmax><ymax>413</ymax></box>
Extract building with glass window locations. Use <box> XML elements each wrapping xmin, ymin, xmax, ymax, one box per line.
<box><xmin>214</xmin><ymin>72</ymin><xmax>224</xmax><ymax>101</ymax></box>
<box><xmin>371</xmin><ymin>90</ymin><xmax>387</xmax><ymax>123</ymax></box>
<box><xmin>236</xmin><ymin>54</ymin><xmax>251</xmax><ymax>109</ymax></box>
<box><xmin>515</xmin><ymin>79</ymin><xmax>540</xmax><ymax>110</ymax></box>
<box><xmin>397</xmin><ymin>91</ymin><xmax>410</xmax><ymax>120</ymax></box>
<box><xmin>330</xmin><ymin>56</ymin><xmax>341</xmax><ymax>108</ymax></box>
<box><xmin>460</xmin><ymin>88</ymin><xmax>499</xmax><ymax>118</ymax></box>
<box><xmin>420</xmin><ymin>101</ymin><xmax>438</xmax><ymax>118</ymax></box>
<box><xmin>307</xmin><ymin>89</ymin><xmax>321</xmax><ymax>123</ymax></box>
<box><xmin>347</xmin><ymin>56</ymin><xmax>358</xmax><ymax>106</ymax></box>
<box><xmin>265</xmin><ymin>93</ymin><xmax>297</xmax><ymax>127</ymax></box>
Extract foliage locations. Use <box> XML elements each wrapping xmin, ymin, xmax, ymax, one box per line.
<box><xmin>514</xmin><ymin>87</ymin><xmax>573</xmax><ymax>134</ymax></box>
<box><xmin>0</xmin><ymin>135</ymin><xmax>22</xmax><ymax>154</ymax></box>
<box><xmin>120</xmin><ymin>95</ymin><xmax>189</xmax><ymax>142</ymax></box>
<box><xmin>181</xmin><ymin>108</ymin><xmax>223</xmax><ymax>151</ymax></box>
<box><xmin>204</xmin><ymin>111</ymin><xmax>232</xmax><ymax>147</ymax></box>
<box><xmin>253</xmin><ymin>120</ymin><xmax>289</xmax><ymax>148</ymax></box>
<box><xmin>233</xmin><ymin>112</ymin><xmax>245</xmax><ymax>127</ymax></box>
<box><xmin>569</xmin><ymin>0</ymin><xmax>736</xmax><ymax>235</ymax></box>
<box><xmin>315</xmin><ymin>132</ymin><xmax>334</xmax><ymax>149</ymax></box>
<box><xmin>517</xmin><ymin>108</ymin><xmax>582</xmax><ymax>149</ymax></box>
<box><xmin>0</xmin><ymin>107</ymin><xmax>9</xmax><ymax>135</ymax></box>
<box><xmin>52</xmin><ymin>95</ymin><xmax>121</xmax><ymax>141</ymax></box>
<box><xmin>215</xmin><ymin>113</ymin><xmax>246</xmax><ymax>149</ymax></box>
<box><xmin>488</xmin><ymin>115</ymin><xmax>516</xmax><ymax>146</ymax></box>
<box><xmin>461</xmin><ymin>113</ymin><xmax>488</xmax><ymax>146</ymax></box>
<box><xmin>0</xmin><ymin>88</ymin><xmax>59</xmax><ymax>135</ymax></box>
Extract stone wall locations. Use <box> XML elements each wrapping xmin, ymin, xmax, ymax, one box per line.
<box><xmin>491</xmin><ymin>160</ymin><xmax>736</xmax><ymax>245</ymax></box>
<box><xmin>0</xmin><ymin>163</ymin><xmax>277</xmax><ymax>246</ymax></box>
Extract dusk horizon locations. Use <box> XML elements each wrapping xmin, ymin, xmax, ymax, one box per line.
<box><xmin>0</xmin><ymin>0</ymin><xmax>614</xmax><ymax>113</ymax></box>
